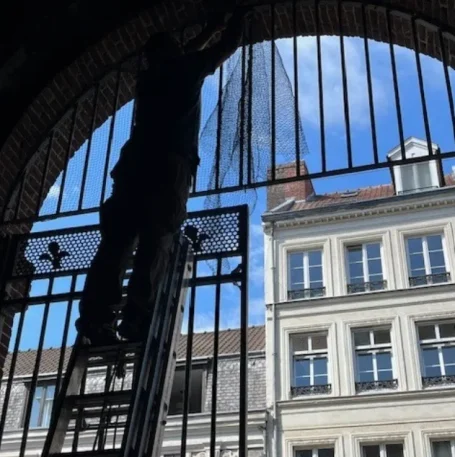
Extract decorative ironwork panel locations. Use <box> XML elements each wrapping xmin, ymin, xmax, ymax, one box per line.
<box><xmin>287</xmin><ymin>287</ymin><xmax>326</xmax><ymax>300</ymax></box>
<box><xmin>355</xmin><ymin>379</ymin><xmax>398</xmax><ymax>393</ymax></box>
<box><xmin>290</xmin><ymin>384</ymin><xmax>331</xmax><ymax>397</ymax></box>
<box><xmin>422</xmin><ymin>375</ymin><xmax>455</xmax><ymax>388</ymax></box>
<box><xmin>347</xmin><ymin>280</ymin><xmax>387</xmax><ymax>294</ymax></box>
<box><xmin>409</xmin><ymin>273</ymin><xmax>451</xmax><ymax>287</ymax></box>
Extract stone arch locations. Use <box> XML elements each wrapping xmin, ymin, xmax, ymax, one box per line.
<box><xmin>1</xmin><ymin>0</ymin><xmax>455</xmax><ymax>230</ymax></box>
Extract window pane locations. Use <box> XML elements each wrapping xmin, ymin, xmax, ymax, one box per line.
<box><xmin>408</xmin><ymin>237</ymin><xmax>423</xmax><ymax>254</ymax></box>
<box><xmin>348</xmin><ymin>246</ymin><xmax>363</xmax><ymax>262</ymax></box>
<box><xmin>30</xmin><ymin>393</ymin><xmax>42</xmax><ymax>428</ymax></box>
<box><xmin>312</xmin><ymin>334</ymin><xmax>327</xmax><ymax>350</ymax></box>
<box><xmin>427</xmin><ymin>235</ymin><xmax>443</xmax><ymax>251</ymax></box>
<box><xmin>46</xmin><ymin>385</ymin><xmax>56</xmax><ymax>400</ymax></box>
<box><xmin>296</xmin><ymin>451</ymin><xmax>312</xmax><ymax>457</ymax></box>
<box><xmin>368</xmin><ymin>259</ymin><xmax>383</xmax><ymax>277</ymax></box>
<box><xmin>362</xmin><ymin>445</ymin><xmax>380</xmax><ymax>457</ymax></box>
<box><xmin>376</xmin><ymin>352</ymin><xmax>392</xmax><ymax>370</ymax></box>
<box><xmin>443</xmin><ymin>346</ymin><xmax>455</xmax><ymax>365</ymax></box>
<box><xmin>417</xmin><ymin>162</ymin><xmax>432</xmax><ymax>189</ymax></box>
<box><xmin>432</xmin><ymin>441</ymin><xmax>452</xmax><ymax>457</ymax></box>
<box><xmin>290</xmin><ymin>268</ymin><xmax>303</xmax><ymax>289</ymax></box>
<box><xmin>374</xmin><ymin>329</ymin><xmax>391</xmax><ymax>345</ymax></box>
<box><xmin>295</xmin><ymin>376</ymin><xmax>311</xmax><ymax>387</ymax></box>
<box><xmin>314</xmin><ymin>357</ymin><xmax>328</xmax><ymax>376</ymax></box>
<box><xmin>314</xmin><ymin>375</ymin><xmax>328</xmax><ymax>386</ymax></box>
<box><xmin>429</xmin><ymin>251</ymin><xmax>445</xmax><ymax>269</ymax></box>
<box><xmin>294</xmin><ymin>359</ymin><xmax>310</xmax><ymax>377</ymax></box>
<box><xmin>293</xmin><ymin>336</ymin><xmax>309</xmax><ymax>352</ymax></box>
<box><xmin>349</xmin><ymin>262</ymin><xmax>364</xmax><ymax>281</ymax></box>
<box><xmin>354</xmin><ymin>331</ymin><xmax>370</xmax><ymax>347</ymax></box>
<box><xmin>386</xmin><ymin>443</ymin><xmax>403</xmax><ymax>457</ymax></box>
<box><xmin>423</xmin><ymin>348</ymin><xmax>441</xmax><ymax>376</ymax></box>
<box><xmin>318</xmin><ymin>449</ymin><xmax>334</xmax><ymax>457</ymax></box>
<box><xmin>309</xmin><ymin>266</ymin><xmax>323</xmax><ymax>283</ymax></box>
<box><xmin>358</xmin><ymin>353</ymin><xmax>373</xmax><ymax>371</ymax></box>
<box><xmin>290</xmin><ymin>253</ymin><xmax>304</xmax><ymax>269</ymax></box>
<box><xmin>440</xmin><ymin>323</ymin><xmax>455</xmax><ymax>339</ymax></box>
<box><xmin>308</xmin><ymin>250</ymin><xmax>322</xmax><ymax>266</ymax></box>
<box><xmin>359</xmin><ymin>371</ymin><xmax>375</xmax><ymax>382</ymax></box>
<box><xmin>409</xmin><ymin>253</ymin><xmax>425</xmax><ymax>271</ymax></box>
<box><xmin>377</xmin><ymin>369</ymin><xmax>393</xmax><ymax>381</ymax></box>
<box><xmin>419</xmin><ymin>325</ymin><xmax>436</xmax><ymax>340</ymax></box>
<box><xmin>366</xmin><ymin>243</ymin><xmax>381</xmax><ymax>259</ymax></box>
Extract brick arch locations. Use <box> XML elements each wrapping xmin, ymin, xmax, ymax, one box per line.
<box><xmin>1</xmin><ymin>0</ymin><xmax>455</xmax><ymax>230</ymax></box>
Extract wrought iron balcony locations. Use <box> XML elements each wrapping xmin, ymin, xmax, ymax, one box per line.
<box><xmin>422</xmin><ymin>375</ymin><xmax>455</xmax><ymax>388</ymax></box>
<box><xmin>347</xmin><ymin>280</ymin><xmax>387</xmax><ymax>294</ymax></box>
<box><xmin>409</xmin><ymin>272</ymin><xmax>451</xmax><ymax>287</ymax></box>
<box><xmin>355</xmin><ymin>379</ymin><xmax>398</xmax><ymax>393</ymax></box>
<box><xmin>291</xmin><ymin>384</ymin><xmax>332</xmax><ymax>397</ymax></box>
<box><xmin>288</xmin><ymin>287</ymin><xmax>326</xmax><ymax>300</ymax></box>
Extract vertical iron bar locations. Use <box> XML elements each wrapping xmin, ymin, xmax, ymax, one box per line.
<box><xmin>36</xmin><ymin>132</ymin><xmax>55</xmax><ymax>215</ymax></box>
<box><xmin>180</xmin><ymin>260</ymin><xmax>198</xmax><ymax>457</ymax></box>
<box><xmin>78</xmin><ymin>84</ymin><xmax>100</xmax><ymax>210</ymax></box>
<box><xmin>412</xmin><ymin>18</ymin><xmax>433</xmax><ymax>154</ymax></box>
<box><xmin>238</xmin><ymin>207</ymin><xmax>249</xmax><ymax>457</ymax></box>
<box><xmin>386</xmin><ymin>9</ymin><xmax>406</xmax><ymax>160</ymax></box>
<box><xmin>315</xmin><ymin>0</ymin><xmax>326</xmax><ymax>173</ymax></box>
<box><xmin>209</xmin><ymin>258</ymin><xmax>222</xmax><ymax>457</ymax></box>
<box><xmin>239</xmin><ymin>28</ymin><xmax>247</xmax><ymax>187</ymax></box>
<box><xmin>439</xmin><ymin>30</ymin><xmax>455</xmax><ymax>142</ymax></box>
<box><xmin>12</xmin><ymin>172</ymin><xmax>27</xmax><ymax>221</ymax></box>
<box><xmin>293</xmin><ymin>0</ymin><xmax>301</xmax><ymax>176</ymax></box>
<box><xmin>19</xmin><ymin>282</ymin><xmax>52</xmax><ymax>457</ymax></box>
<box><xmin>361</xmin><ymin>4</ymin><xmax>379</xmax><ymax>165</ymax></box>
<box><xmin>215</xmin><ymin>66</ymin><xmax>224</xmax><ymax>190</ymax></box>
<box><xmin>247</xmin><ymin>21</ymin><xmax>254</xmax><ymax>186</ymax></box>
<box><xmin>130</xmin><ymin>53</ymin><xmax>142</xmax><ymax>136</ymax></box>
<box><xmin>271</xmin><ymin>3</ymin><xmax>276</xmax><ymax>181</ymax></box>
<box><xmin>73</xmin><ymin>370</ymin><xmax>88</xmax><ymax>452</ymax></box>
<box><xmin>100</xmin><ymin>69</ymin><xmax>122</xmax><ymax>204</ymax></box>
<box><xmin>0</xmin><ymin>303</ymin><xmax>27</xmax><ymax>439</ymax></box>
<box><xmin>57</xmin><ymin>105</ymin><xmax>79</xmax><ymax>214</ymax></box>
<box><xmin>338</xmin><ymin>0</ymin><xmax>353</xmax><ymax>169</ymax></box>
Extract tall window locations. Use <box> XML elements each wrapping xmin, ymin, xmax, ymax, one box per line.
<box><xmin>418</xmin><ymin>322</ymin><xmax>455</xmax><ymax>387</ymax></box>
<box><xmin>400</xmin><ymin>162</ymin><xmax>436</xmax><ymax>194</ymax></box>
<box><xmin>296</xmin><ymin>449</ymin><xmax>334</xmax><ymax>457</ymax></box>
<box><xmin>406</xmin><ymin>234</ymin><xmax>449</xmax><ymax>287</ymax></box>
<box><xmin>362</xmin><ymin>444</ymin><xmax>403</xmax><ymax>457</ymax></box>
<box><xmin>29</xmin><ymin>384</ymin><xmax>55</xmax><ymax>428</ymax></box>
<box><xmin>346</xmin><ymin>242</ymin><xmax>385</xmax><ymax>294</ymax></box>
<box><xmin>288</xmin><ymin>250</ymin><xmax>324</xmax><ymax>300</ymax></box>
<box><xmin>432</xmin><ymin>440</ymin><xmax>455</xmax><ymax>457</ymax></box>
<box><xmin>291</xmin><ymin>333</ymin><xmax>330</xmax><ymax>396</ymax></box>
<box><xmin>353</xmin><ymin>328</ymin><xmax>397</xmax><ymax>392</ymax></box>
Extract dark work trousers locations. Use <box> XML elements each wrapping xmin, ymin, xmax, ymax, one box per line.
<box><xmin>78</xmin><ymin>147</ymin><xmax>193</xmax><ymax>330</ymax></box>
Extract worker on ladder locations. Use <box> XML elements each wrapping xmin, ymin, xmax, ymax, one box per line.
<box><xmin>76</xmin><ymin>7</ymin><xmax>252</xmax><ymax>345</ymax></box>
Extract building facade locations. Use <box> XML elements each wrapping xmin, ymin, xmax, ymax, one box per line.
<box><xmin>263</xmin><ymin>138</ymin><xmax>455</xmax><ymax>457</ymax></box>
<box><xmin>0</xmin><ymin>327</ymin><xmax>266</xmax><ymax>457</ymax></box>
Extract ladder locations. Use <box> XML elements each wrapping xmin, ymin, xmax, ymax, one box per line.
<box><xmin>41</xmin><ymin>234</ymin><xmax>192</xmax><ymax>457</ymax></box>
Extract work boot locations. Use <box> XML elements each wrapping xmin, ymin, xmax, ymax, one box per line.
<box><xmin>75</xmin><ymin>318</ymin><xmax>119</xmax><ymax>346</ymax></box>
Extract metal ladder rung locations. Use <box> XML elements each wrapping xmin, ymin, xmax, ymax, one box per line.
<box><xmin>67</xmin><ymin>390</ymin><xmax>132</xmax><ymax>408</ymax></box>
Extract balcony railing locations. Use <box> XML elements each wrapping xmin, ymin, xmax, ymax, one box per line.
<box><xmin>422</xmin><ymin>375</ymin><xmax>455</xmax><ymax>388</ymax></box>
<box><xmin>355</xmin><ymin>379</ymin><xmax>398</xmax><ymax>393</ymax></box>
<box><xmin>409</xmin><ymin>272</ymin><xmax>451</xmax><ymax>287</ymax></box>
<box><xmin>291</xmin><ymin>384</ymin><xmax>332</xmax><ymax>397</ymax></box>
<box><xmin>347</xmin><ymin>280</ymin><xmax>387</xmax><ymax>294</ymax></box>
<box><xmin>288</xmin><ymin>287</ymin><xmax>326</xmax><ymax>300</ymax></box>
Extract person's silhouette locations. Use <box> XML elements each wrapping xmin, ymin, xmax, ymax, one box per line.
<box><xmin>76</xmin><ymin>9</ymin><xmax>251</xmax><ymax>345</ymax></box>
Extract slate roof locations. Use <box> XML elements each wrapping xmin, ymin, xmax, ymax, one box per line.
<box><xmin>2</xmin><ymin>326</ymin><xmax>265</xmax><ymax>378</ymax></box>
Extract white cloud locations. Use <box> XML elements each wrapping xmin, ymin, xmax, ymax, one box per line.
<box><xmin>47</xmin><ymin>184</ymin><xmax>61</xmax><ymax>199</ymax></box>
<box><xmin>277</xmin><ymin>36</ymin><xmax>389</xmax><ymax>127</ymax></box>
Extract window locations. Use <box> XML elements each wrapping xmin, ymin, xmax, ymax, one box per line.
<box><xmin>406</xmin><ymin>234</ymin><xmax>450</xmax><ymax>286</ymax></box>
<box><xmin>291</xmin><ymin>333</ymin><xmax>330</xmax><ymax>396</ymax></box>
<box><xmin>288</xmin><ymin>250</ymin><xmax>324</xmax><ymax>300</ymax></box>
<box><xmin>418</xmin><ymin>322</ymin><xmax>455</xmax><ymax>387</ymax></box>
<box><xmin>432</xmin><ymin>440</ymin><xmax>455</xmax><ymax>457</ymax></box>
<box><xmin>353</xmin><ymin>328</ymin><xmax>397</xmax><ymax>392</ymax></box>
<box><xmin>400</xmin><ymin>162</ymin><xmax>436</xmax><ymax>194</ymax></box>
<box><xmin>296</xmin><ymin>449</ymin><xmax>334</xmax><ymax>457</ymax></box>
<box><xmin>29</xmin><ymin>384</ymin><xmax>55</xmax><ymax>428</ymax></box>
<box><xmin>362</xmin><ymin>444</ymin><xmax>403</xmax><ymax>457</ymax></box>
<box><xmin>346</xmin><ymin>242</ymin><xmax>385</xmax><ymax>293</ymax></box>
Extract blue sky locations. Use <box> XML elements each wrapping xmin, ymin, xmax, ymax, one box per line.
<box><xmin>9</xmin><ymin>36</ymin><xmax>455</xmax><ymax>351</ymax></box>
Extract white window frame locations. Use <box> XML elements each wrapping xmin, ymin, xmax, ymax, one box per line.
<box><xmin>361</xmin><ymin>443</ymin><xmax>404</xmax><ymax>457</ymax></box>
<box><xmin>346</xmin><ymin>242</ymin><xmax>384</xmax><ymax>288</ymax></box>
<box><xmin>399</xmin><ymin>161</ymin><xmax>437</xmax><ymax>194</ymax></box>
<box><xmin>418</xmin><ymin>321</ymin><xmax>455</xmax><ymax>378</ymax></box>
<box><xmin>406</xmin><ymin>233</ymin><xmax>448</xmax><ymax>281</ymax></box>
<box><xmin>28</xmin><ymin>383</ymin><xmax>55</xmax><ymax>429</ymax></box>
<box><xmin>354</xmin><ymin>328</ymin><xmax>394</xmax><ymax>383</ymax></box>
<box><xmin>431</xmin><ymin>440</ymin><xmax>455</xmax><ymax>456</ymax></box>
<box><xmin>295</xmin><ymin>448</ymin><xmax>334</xmax><ymax>457</ymax></box>
<box><xmin>288</xmin><ymin>249</ymin><xmax>324</xmax><ymax>293</ymax></box>
<box><xmin>291</xmin><ymin>333</ymin><xmax>329</xmax><ymax>388</ymax></box>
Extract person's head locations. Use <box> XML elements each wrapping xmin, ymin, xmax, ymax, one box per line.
<box><xmin>144</xmin><ymin>32</ymin><xmax>183</xmax><ymax>60</ymax></box>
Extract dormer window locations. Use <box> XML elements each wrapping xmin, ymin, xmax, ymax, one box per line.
<box><xmin>388</xmin><ymin>137</ymin><xmax>440</xmax><ymax>195</ymax></box>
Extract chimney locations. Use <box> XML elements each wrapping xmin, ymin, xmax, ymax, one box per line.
<box><xmin>266</xmin><ymin>161</ymin><xmax>315</xmax><ymax>211</ymax></box>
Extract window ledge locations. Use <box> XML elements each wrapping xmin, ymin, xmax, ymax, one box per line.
<box><xmin>290</xmin><ymin>384</ymin><xmax>332</xmax><ymax>397</ymax></box>
<box><xmin>355</xmin><ymin>379</ymin><xmax>398</xmax><ymax>393</ymax></box>
<box><xmin>422</xmin><ymin>375</ymin><xmax>455</xmax><ymax>389</ymax></box>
